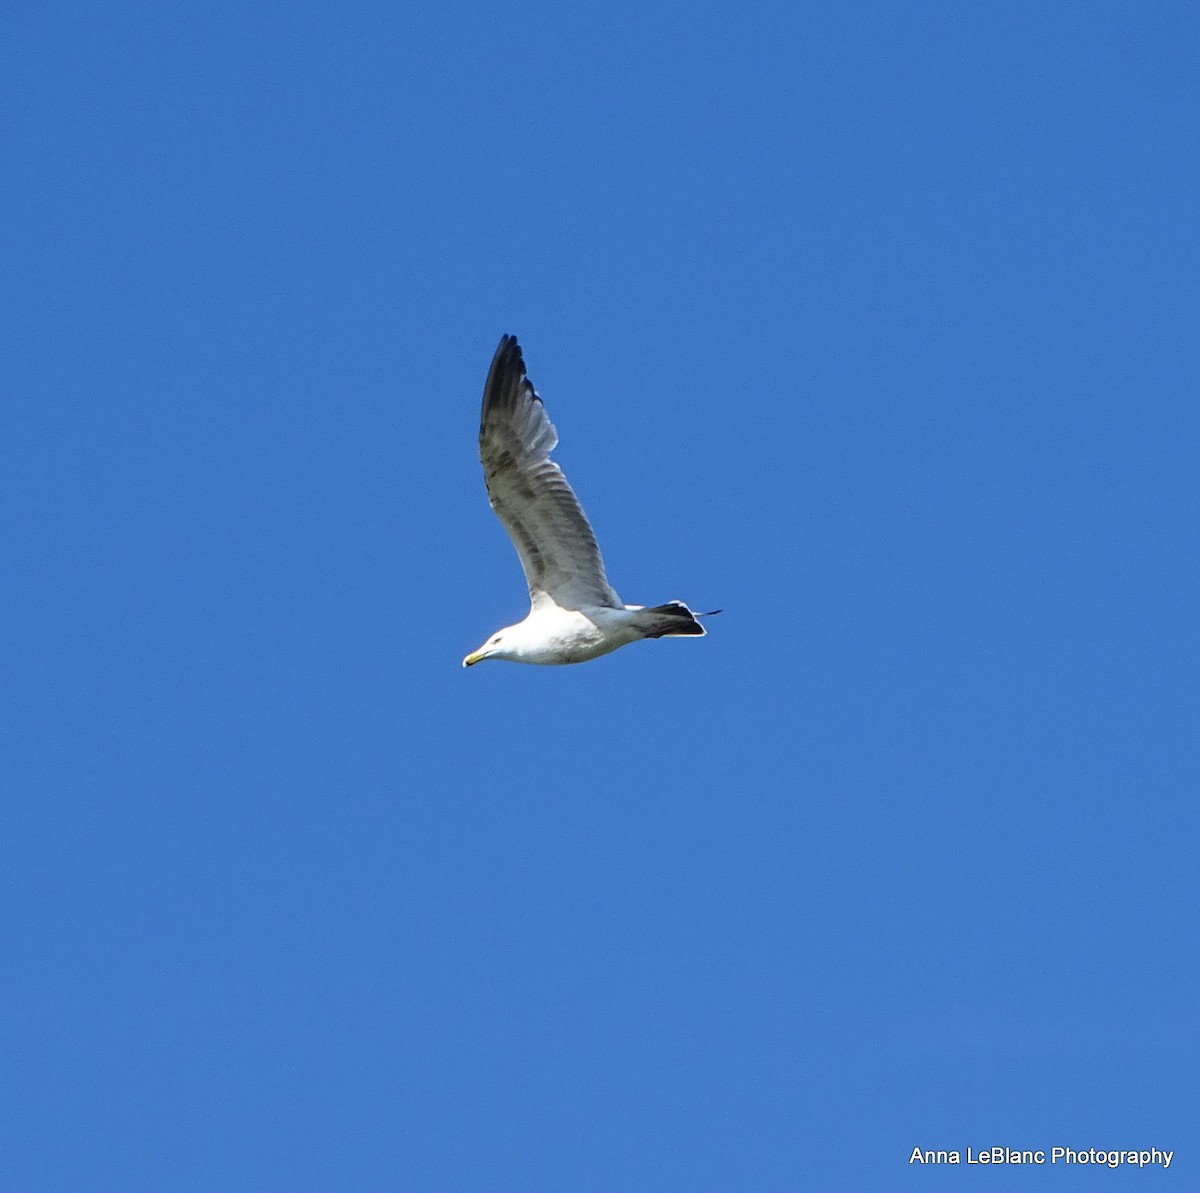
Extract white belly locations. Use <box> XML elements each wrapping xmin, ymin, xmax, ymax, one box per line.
<box><xmin>518</xmin><ymin>605</ymin><xmax>642</xmax><ymax>665</ymax></box>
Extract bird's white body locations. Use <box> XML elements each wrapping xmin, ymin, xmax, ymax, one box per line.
<box><xmin>467</xmin><ymin>604</ymin><xmax>653</xmax><ymax>667</ymax></box>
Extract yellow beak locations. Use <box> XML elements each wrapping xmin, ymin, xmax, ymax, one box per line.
<box><xmin>462</xmin><ymin>649</ymin><xmax>488</xmax><ymax>668</ymax></box>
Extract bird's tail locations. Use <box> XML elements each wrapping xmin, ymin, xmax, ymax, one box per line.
<box><xmin>633</xmin><ymin>601</ymin><xmax>720</xmax><ymax>639</ymax></box>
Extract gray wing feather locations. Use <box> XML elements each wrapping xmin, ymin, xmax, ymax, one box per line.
<box><xmin>479</xmin><ymin>336</ymin><xmax>621</xmax><ymax>610</ymax></box>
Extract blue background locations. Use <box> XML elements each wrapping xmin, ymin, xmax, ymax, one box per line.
<box><xmin>3</xmin><ymin>2</ymin><xmax>1195</xmax><ymax>1188</ymax></box>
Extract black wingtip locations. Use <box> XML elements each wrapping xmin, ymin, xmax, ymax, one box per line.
<box><xmin>495</xmin><ymin>333</ymin><xmax>522</xmax><ymax>366</ymax></box>
<box><xmin>481</xmin><ymin>334</ymin><xmax>531</xmax><ymax>421</ymax></box>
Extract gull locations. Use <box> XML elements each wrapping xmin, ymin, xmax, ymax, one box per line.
<box><xmin>463</xmin><ymin>335</ymin><xmax>717</xmax><ymax>667</ymax></box>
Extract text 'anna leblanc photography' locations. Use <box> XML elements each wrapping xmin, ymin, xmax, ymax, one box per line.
<box><xmin>909</xmin><ymin>1145</ymin><xmax>1174</xmax><ymax>1169</ymax></box>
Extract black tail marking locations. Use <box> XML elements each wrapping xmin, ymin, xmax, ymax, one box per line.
<box><xmin>644</xmin><ymin>602</ymin><xmax>706</xmax><ymax>638</ymax></box>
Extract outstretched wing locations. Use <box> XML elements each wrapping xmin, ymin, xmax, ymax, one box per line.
<box><xmin>478</xmin><ymin>335</ymin><xmax>621</xmax><ymax>611</ymax></box>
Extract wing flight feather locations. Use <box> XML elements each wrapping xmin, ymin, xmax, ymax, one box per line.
<box><xmin>479</xmin><ymin>335</ymin><xmax>621</xmax><ymax>610</ymax></box>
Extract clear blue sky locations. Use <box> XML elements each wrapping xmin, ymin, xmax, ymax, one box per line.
<box><xmin>3</xmin><ymin>2</ymin><xmax>1196</xmax><ymax>1189</ymax></box>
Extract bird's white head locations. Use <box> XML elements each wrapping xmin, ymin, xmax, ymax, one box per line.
<box><xmin>462</xmin><ymin>626</ymin><xmax>519</xmax><ymax>667</ymax></box>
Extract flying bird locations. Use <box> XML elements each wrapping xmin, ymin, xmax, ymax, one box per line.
<box><xmin>463</xmin><ymin>335</ymin><xmax>717</xmax><ymax>667</ymax></box>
